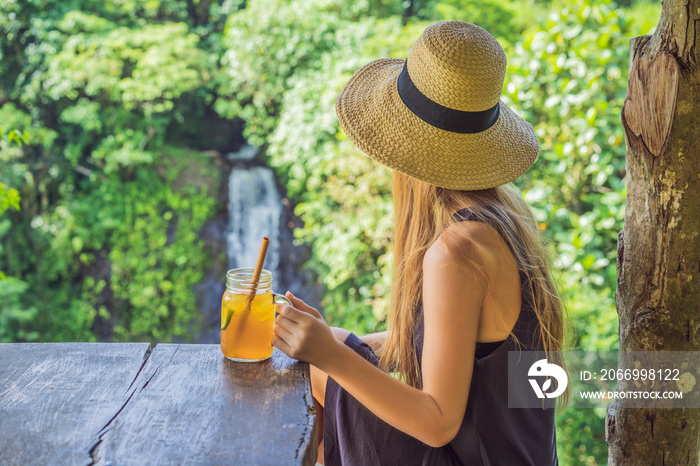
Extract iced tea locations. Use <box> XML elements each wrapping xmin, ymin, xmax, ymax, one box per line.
<box><xmin>221</xmin><ymin>289</ymin><xmax>275</xmax><ymax>361</ymax></box>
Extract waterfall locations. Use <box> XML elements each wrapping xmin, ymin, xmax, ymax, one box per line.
<box><xmin>226</xmin><ymin>160</ymin><xmax>282</xmax><ymax>291</ymax></box>
<box><xmin>193</xmin><ymin>144</ymin><xmax>322</xmax><ymax>344</ymax></box>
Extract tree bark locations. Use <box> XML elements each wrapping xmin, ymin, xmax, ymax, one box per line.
<box><xmin>606</xmin><ymin>0</ymin><xmax>700</xmax><ymax>464</ymax></box>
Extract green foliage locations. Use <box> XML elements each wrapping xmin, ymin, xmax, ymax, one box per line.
<box><xmin>0</xmin><ymin>0</ymin><xmax>664</xmax><ymax>461</ymax></box>
<box><xmin>0</xmin><ymin>0</ymin><xmax>224</xmax><ymax>343</ymax></box>
<box><xmin>423</xmin><ymin>0</ymin><xmax>542</xmax><ymax>41</ymax></box>
<box><xmin>0</xmin><ymin>121</ymin><xmax>28</xmax><ymax>284</ymax></box>
<box><xmin>0</xmin><ymin>183</ymin><xmax>20</xmax><ymax>216</ymax></box>
<box><xmin>496</xmin><ymin>1</ymin><xmax>656</xmax><ymax>463</ymax></box>
<box><xmin>0</xmin><ymin>126</ymin><xmax>30</xmax><ymax>146</ymax></box>
<box><xmin>216</xmin><ymin>0</ymin><xmax>375</xmax><ymax>147</ymax></box>
<box><xmin>0</xmin><ymin>123</ymin><xmax>28</xmax><ymax>217</ymax></box>
<box><xmin>0</xmin><ymin>269</ymin><xmax>37</xmax><ymax>341</ymax></box>
<box><xmin>30</xmin><ymin>153</ymin><xmax>217</xmax><ymax>341</ymax></box>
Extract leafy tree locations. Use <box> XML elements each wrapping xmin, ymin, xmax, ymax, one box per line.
<box><xmin>0</xmin><ymin>1</ymin><xmax>227</xmax><ymax>343</ymax></box>
<box><xmin>0</xmin><ymin>122</ymin><xmax>29</xmax><ymax>335</ymax></box>
<box><xmin>422</xmin><ymin>0</ymin><xmax>542</xmax><ymax>40</ymax></box>
<box><xmin>0</xmin><ymin>127</ymin><xmax>25</xmax><ymax>217</ymax></box>
<box><xmin>0</xmin><ymin>119</ymin><xmax>29</xmax><ymax>272</ymax></box>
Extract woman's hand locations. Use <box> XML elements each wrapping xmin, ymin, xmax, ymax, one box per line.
<box><xmin>272</xmin><ymin>291</ymin><xmax>339</xmax><ymax>369</ymax></box>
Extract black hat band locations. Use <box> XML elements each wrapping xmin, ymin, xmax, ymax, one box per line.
<box><xmin>396</xmin><ymin>61</ymin><xmax>500</xmax><ymax>134</ymax></box>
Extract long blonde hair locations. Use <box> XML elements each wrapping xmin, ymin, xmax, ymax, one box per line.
<box><xmin>378</xmin><ymin>170</ymin><xmax>571</xmax><ymax>409</ymax></box>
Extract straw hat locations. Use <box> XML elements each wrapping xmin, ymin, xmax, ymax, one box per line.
<box><xmin>335</xmin><ymin>20</ymin><xmax>539</xmax><ymax>190</ymax></box>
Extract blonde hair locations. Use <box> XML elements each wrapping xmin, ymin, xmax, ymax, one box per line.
<box><xmin>378</xmin><ymin>170</ymin><xmax>571</xmax><ymax>409</ymax></box>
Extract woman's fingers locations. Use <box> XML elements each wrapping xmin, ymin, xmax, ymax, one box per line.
<box><xmin>272</xmin><ymin>336</ymin><xmax>293</xmax><ymax>355</ymax></box>
<box><xmin>275</xmin><ymin>303</ymin><xmax>299</xmax><ymax>323</ymax></box>
<box><xmin>273</xmin><ymin>321</ymin><xmax>295</xmax><ymax>342</ymax></box>
<box><xmin>286</xmin><ymin>291</ymin><xmax>323</xmax><ymax>319</ymax></box>
<box><xmin>275</xmin><ymin>313</ymin><xmax>297</xmax><ymax>328</ymax></box>
<box><xmin>273</xmin><ymin>315</ymin><xmax>298</xmax><ymax>358</ymax></box>
<box><xmin>276</xmin><ymin>302</ymin><xmax>313</xmax><ymax>324</ymax></box>
<box><xmin>273</xmin><ymin>294</ymin><xmax>334</xmax><ymax>365</ymax></box>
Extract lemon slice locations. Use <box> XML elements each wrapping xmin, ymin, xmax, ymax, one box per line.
<box><xmin>221</xmin><ymin>307</ymin><xmax>234</xmax><ymax>331</ymax></box>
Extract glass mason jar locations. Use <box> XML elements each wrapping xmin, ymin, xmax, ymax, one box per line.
<box><xmin>220</xmin><ymin>268</ymin><xmax>292</xmax><ymax>362</ymax></box>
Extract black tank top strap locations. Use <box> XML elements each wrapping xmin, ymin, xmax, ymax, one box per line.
<box><xmin>451</xmin><ymin>205</ymin><xmax>528</xmax><ymax>283</ymax></box>
<box><xmin>451</xmin><ymin>205</ymin><xmax>527</xmax><ymax>268</ymax></box>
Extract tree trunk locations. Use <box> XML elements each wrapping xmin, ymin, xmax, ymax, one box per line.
<box><xmin>606</xmin><ymin>0</ymin><xmax>700</xmax><ymax>464</ymax></box>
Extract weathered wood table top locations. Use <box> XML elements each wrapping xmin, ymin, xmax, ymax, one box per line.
<box><xmin>0</xmin><ymin>343</ymin><xmax>317</xmax><ymax>465</ymax></box>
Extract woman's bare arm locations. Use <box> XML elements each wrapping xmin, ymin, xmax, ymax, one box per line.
<box><xmin>358</xmin><ymin>331</ymin><xmax>387</xmax><ymax>354</ymax></box>
<box><xmin>327</xmin><ymin>327</ymin><xmax>386</xmax><ymax>354</ymax></box>
<box><xmin>273</xmin><ymin>233</ymin><xmax>486</xmax><ymax>447</ymax></box>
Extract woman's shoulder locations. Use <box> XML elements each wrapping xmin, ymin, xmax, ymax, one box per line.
<box><xmin>428</xmin><ymin>210</ymin><xmax>521</xmax><ymax>290</ymax></box>
<box><xmin>425</xmin><ymin>223</ymin><xmax>481</xmax><ymax>265</ymax></box>
<box><xmin>429</xmin><ymin>215</ymin><xmax>503</xmax><ymax>263</ymax></box>
<box><xmin>423</xmin><ymin>222</ymin><xmax>493</xmax><ymax>293</ymax></box>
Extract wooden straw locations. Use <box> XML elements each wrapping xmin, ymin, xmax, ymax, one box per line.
<box><xmin>230</xmin><ymin>237</ymin><xmax>270</xmax><ymax>345</ymax></box>
<box><xmin>243</xmin><ymin>237</ymin><xmax>270</xmax><ymax>313</ymax></box>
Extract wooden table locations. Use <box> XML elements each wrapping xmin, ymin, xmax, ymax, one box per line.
<box><xmin>0</xmin><ymin>343</ymin><xmax>317</xmax><ymax>465</ymax></box>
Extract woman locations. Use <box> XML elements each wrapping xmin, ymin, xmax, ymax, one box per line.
<box><xmin>272</xmin><ymin>20</ymin><xmax>569</xmax><ymax>466</ymax></box>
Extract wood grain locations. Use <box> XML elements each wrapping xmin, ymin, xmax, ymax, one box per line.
<box><xmin>0</xmin><ymin>343</ymin><xmax>152</xmax><ymax>466</ymax></box>
<box><xmin>92</xmin><ymin>345</ymin><xmax>317</xmax><ymax>466</ymax></box>
<box><xmin>0</xmin><ymin>344</ymin><xmax>317</xmax><ymax>466</ymax></box>
<box><xmin>621</xmin><ymin>48</ymin><xmax>679</xmax><ymax>167</ymax></box>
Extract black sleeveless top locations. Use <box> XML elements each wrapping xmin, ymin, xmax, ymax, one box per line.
<box><xmin>417</xmin><ymin>205</ymin><xmax>558</xmax><ymax>465</ymax></box>
<box><xmin>323</xmin><ymin>205</ymin><xmax>558</xmax><ymax>466</ymax></box>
